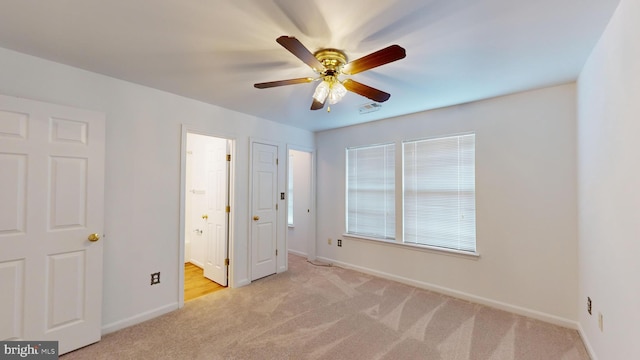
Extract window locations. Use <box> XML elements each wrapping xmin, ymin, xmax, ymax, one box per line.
<box><xmin>403</xmin><ymin>134</ymin><xmax>476</xmax><ymax>252</ymax></box>
<box><xmin>344</xmin><ymin>133</ymin><xmax>476</xmax><ymax>254</ymax></box>
<box><xmin>346</xmin><ymin>143</ymin><xmax>395</xmax><ymax>239</ymax></box>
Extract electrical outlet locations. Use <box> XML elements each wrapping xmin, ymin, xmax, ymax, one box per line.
<box><xmin>598</xmin><ymin>312</ymin><xmax>603</xmax><ymax>332</ymax></box>
<box><xmin>328</xmin><ymin>238</ymin><xmax>332</xmax><ymax>245</ymax></box>
<box><xmin>337</xmin><ymin>239</ymin><xmax>342</xmax><ymax>247</ymax></box>
<box><xmin>587</xmin><ymin>297</ymin><xmax>592</xmax><ymax>315</ymax></box>
<box><xmin>150</xmin><ymin>272</ymin><xmax>160</xmax><ymax>285</ymax></box>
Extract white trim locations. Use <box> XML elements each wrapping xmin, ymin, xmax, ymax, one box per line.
<box><xmin>287</xmin><ymin>249</ymin><xmax>307</xmax><ymax>257</ymax></box>
<box><xmin>102</xmin><ymin>303</ymin><xmax>177</xmax><ymax>335</ymax></box>
<box><xmin>403</xmin><ymin>130</ymin><xmax>477</xmax><ymax>145</ymax></box>
<box><xmin>236</xmin><ymin>279</ymin><xmax>251</xmax><ymax>287</ymax></box>
<box><xmin>317</xmin><ymin>256</ymin><xmax>579</xmax><ymax>330</ymax></box>
<box><xmin>343</xmin><ymin>234</ymin><xmax>480</xmax><ymax>259</ymax></box>
<box><xmin>578</xmin><ymin>322</ymin><xmax>598</xmax><ymax>360</ymax></box>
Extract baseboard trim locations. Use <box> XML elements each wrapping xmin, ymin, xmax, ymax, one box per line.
<box><xmin>235</xmin><ymin>278</ymin><xmax>251</xmax><ymax>287</ymax></box>
<box><xmin>287</xmin><ymin>249</ymin><xmax>307</xmax><ymax>257</ymax></box>
<box><xmin>578</xmin><ymin>322</ymin><xmax>597</xmax><ymax>360</ymax></box>
<box><xmin>317</xmin><ymin>256</ymin><xmax>578</xmax><ymax>330</ymax></box>
<box><xmin>102</xmin><ymin>303</ymin><xmax>178</xmax><ymax>335</ymax></box>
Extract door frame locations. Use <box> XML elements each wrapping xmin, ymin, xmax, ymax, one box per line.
<box><xmin>286</xmin><ymin>144</ymin><xmax>317</xmax><ymax>261</ymax></box>
<box><xmin>179</xmin><ymin>125</ymin><xmax>235</xmax><ymax>307</ymax></box>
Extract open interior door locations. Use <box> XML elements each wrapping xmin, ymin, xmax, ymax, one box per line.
<box><xmin>202</xmin><ymin>137</ymin><xmax>229</xmax><ymax>286</ymax></box>
<box><xmin>0</xmin><ymin>94</ymin><xmax>105</xmax><ymax>354</ymax></box>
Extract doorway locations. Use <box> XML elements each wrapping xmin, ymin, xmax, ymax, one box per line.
<box><xmin>286</xmin><ymin>148</ymin><xmax>315</xmax><ymax>259</ymax></box>
<box><xmin>180</xmin><ymin>129</ymin><xmax>234</xmax><ymax>305</ymax></box>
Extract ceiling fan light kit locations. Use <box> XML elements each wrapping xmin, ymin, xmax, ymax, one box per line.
<box><xmin>312</xmin><ymin>76</ymin><xmax>347</xmax><ymax>104</ymax></box>
<box><xmin>312</xmin><ymin>48</ymin><xmax>349</xmax><ymax>109</ymax></box>
<box><xmin>254</xmin><ymin>36</ymin><xmax>406</xmax><ymax>112</ymax></box>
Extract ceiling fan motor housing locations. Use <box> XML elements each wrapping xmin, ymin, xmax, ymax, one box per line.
<box><xmin>314</xmin><ymin>49</ymin><xmax>347</xmax><ymax>74</ymax></box>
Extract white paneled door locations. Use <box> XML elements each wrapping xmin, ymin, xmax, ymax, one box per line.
<box><xmin>251</xmin><ymin>142</ymin><xmax>278</xmax><ymax>280</ymax></box>
<box><xmin>0</xmin><ymin>94</ymin><xmax>105</xmax><ymax>355</ymax></box>
<box><xmin>202</xmin><ymin>137</ymin><xmax>229</xmax><ymax>286</ymax></box>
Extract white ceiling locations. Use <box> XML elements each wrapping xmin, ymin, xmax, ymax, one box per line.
<box><xmin>0</xmin><ymin>0</ymin><xmax>620</xmax><ymax>132</ymax></box>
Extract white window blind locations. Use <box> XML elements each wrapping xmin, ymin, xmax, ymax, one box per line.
<box><xmin>403</xmin><ymin>134</ymin><xmax>476</xmax><ymax>252</ymax></box>
<box><xmin>346</xmin><ymin>143</ymin><xmax>395</xmax><ymax>239</ymax></box>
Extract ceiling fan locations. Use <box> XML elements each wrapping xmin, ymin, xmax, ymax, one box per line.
<box><xmin>254</xmin><ymin>36</ymin><xmax>406</xmax><ymax>111</ymax></box>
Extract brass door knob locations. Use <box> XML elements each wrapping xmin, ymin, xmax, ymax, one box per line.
<box><xmin>88</xmin><ymin>233</ymin><xmax>101</xmax><ymax>242</ymax></box>
<box><xmin>253</xmin><ymin>215</ymin><xmax>260</xmax><ymax>221</ymax></box>
<box><xmin>202</xmin><ymin>214</ymin><xmax>208</xmax><ymax>220</ymax></box>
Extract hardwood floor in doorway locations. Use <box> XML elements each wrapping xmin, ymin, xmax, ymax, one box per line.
<box><xmin>184</xmin><ymin>262</ymin><xmax>225</xmax><ymax>301</ymax></box>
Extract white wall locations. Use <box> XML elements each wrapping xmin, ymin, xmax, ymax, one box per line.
<box><xmin>577</xmin><ymin>0</ymin><xmax>640</xmax><ymax>358</ymax></box>
<box><xmin>0</xmin><ymin>47</ymin><xmax>314</xmax><ymax>332</ymax></box>
<box><xmin>316</xmin><ymin>83</ymin><xmax>578</xmax><ymax>326</ymax></box>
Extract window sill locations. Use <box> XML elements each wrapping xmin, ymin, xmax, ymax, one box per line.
<box><xmin>341</xmin><ymin>234</ymin><xmax>480</xmax><ymax>259</ymax></box>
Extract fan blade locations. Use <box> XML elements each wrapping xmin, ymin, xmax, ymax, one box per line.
<box><xmin>342</xmin><ymin>45</ymin><xmax>406</xmax><ymax>75</ymax></box>
<box><xmin>343</xmin><ymin>79</ymin><xmax>391</xmax><ymax>102</ymax></box>
<box><xmin>276</xmin><ymin>36</ymin><xmax>325</xmax><ymax>72</ymax></box>
<box><xmin>310</xmin><ymin>98</ymin><xmax>325</xmax><ymax>110</ymax></box>
<box><xmin>254</xmin><ymin>77</ymin><xmax>314</xmax><ymax>89</ymax></box>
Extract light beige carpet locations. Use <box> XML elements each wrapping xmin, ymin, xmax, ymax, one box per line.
<box><xmin>63</xmin><ymin>254</ymin><xmax>589</xmax><ymax>359</ymax></box>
